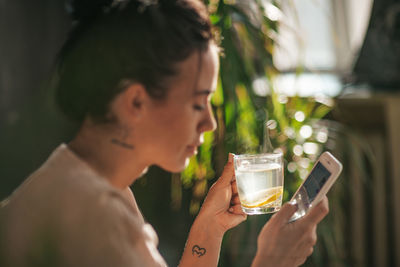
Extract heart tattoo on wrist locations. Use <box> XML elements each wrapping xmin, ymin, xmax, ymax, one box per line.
<box><xmin>192</xmin><ymin>245</ymin><xmax>206</xmax><ymax>257</ymax></box>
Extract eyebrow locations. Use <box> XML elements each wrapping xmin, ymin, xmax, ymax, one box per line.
<box><xmin>194</xmin><ymin>89</ymin><xmax>215</xmax><ymax>96</ymax></box>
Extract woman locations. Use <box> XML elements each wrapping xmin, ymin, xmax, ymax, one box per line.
<box><xmin>0</xmin><ymin>0</ymin><xmax>329</xmax><ymax>266</ymax></box>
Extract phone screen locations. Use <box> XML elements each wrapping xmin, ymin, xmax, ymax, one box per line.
<box><xmin>289</xmin><ymin>161</ymin><xmax>332</xmax><ymax>222</ymax></box>
<box><xmin>303</xmin><ymin>162</ymin><xmax>331</xmax><ymax>202</ymax></box>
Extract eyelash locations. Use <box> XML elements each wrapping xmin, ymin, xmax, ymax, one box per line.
<box><xmin>193</xmin><ymin>104</ymin><xmax>206</xmax><ymax>111</ymax></box>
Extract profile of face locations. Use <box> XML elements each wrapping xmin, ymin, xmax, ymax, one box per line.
<box><xmin>57</xmin><ymin>0</ymin><xmax>218</xmax><ymax>176</ymax></box>
<box><xmin>113</xmin><ymin>44</ymin><xmax>219</xmax><ymax>173</ymax></box>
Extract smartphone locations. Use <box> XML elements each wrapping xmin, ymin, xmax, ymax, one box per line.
<box><xmin>288</xmin><ymin>151</ymin><xmax>343</xmax><ymax>222</ymax></box>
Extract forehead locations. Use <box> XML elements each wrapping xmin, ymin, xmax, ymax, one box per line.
<box><xmin>166</xmin><ymin>45</ymin><xmax>219</xmax><ymax>98</ymax></box>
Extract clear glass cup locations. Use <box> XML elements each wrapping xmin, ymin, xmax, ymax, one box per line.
<box><xmin>233</xmin><ymin>152</ymin><xmax>284</xmax><ymax>215</ymax></box>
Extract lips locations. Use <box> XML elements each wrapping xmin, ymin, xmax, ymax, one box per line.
<box><xmin>186</xmin><ymin>145</ymin><xmax>198</xmax><ymax>155</ymax></box>
<box><xmin>186</xmin><ymin>138</ymin><xmax>203</xmax><ymax>156</ymax></box>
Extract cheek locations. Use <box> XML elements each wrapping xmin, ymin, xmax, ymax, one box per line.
<box><xmin>150</xmin><ymin>102</ymin><xmax>201</xmax><ymax>149</ymax></box>
<box><xmin>169</xmin><ymin>115</ymin><xmax>196</xmax><ymax>140</ymax></box>
<box><xmin>160</xmin><ymin>113</ymin><xmax>183</xmax><ymax>131</ymax></box>
<box><xmin>157</xmin><ymin>110</ymin><xmax>195</xmax><ymax>142</ymax></box>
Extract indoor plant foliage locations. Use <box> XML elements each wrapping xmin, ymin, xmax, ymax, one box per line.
<box><xmin>170</xmin><ymin>0</ymin><xmax>340</xmax><ymax>266</ymax></box>
<box><xmin>177</xmin><ymin>0</ymin><xmax>333</xmax><ymax>217</ymax></box>
<box><xmin>178</xmin><ymin>0</ymin><xmax>281</xmax><ymax>214</ymax></box>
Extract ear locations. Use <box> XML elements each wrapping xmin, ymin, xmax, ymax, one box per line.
<box><xmin>110</xmin><ymin>83</ymin><xmax>149</xmax><ymax>123</ymax></box>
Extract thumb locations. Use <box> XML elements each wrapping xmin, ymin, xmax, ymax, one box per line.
<box><xmin>270</xmin><ymin>202</ymin><xmax>297</xmax><ymax>225</ymax></box>
<box><xmin>217</xmin><ymin>153</ymin><xmax>235</xmax><ymax>186</ymax></box>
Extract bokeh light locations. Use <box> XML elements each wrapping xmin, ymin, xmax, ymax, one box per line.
<box><xmin>293</xmin><ymin>144</ymin><xmax>303</xmax><ymax>156</ymax></box>
<box><xmin>303</xmin><ymin>142</ymin><xmax>319</xmax><ymax>155</ymax></box>
<box><xmin>287</xmin><ymin>162</ymin><xmax>297</xmax><ymax>173</ymax></box>
<box><xmin>294</xmin><ymin>111</ymin><xmax>305</xmax><ymax>122</ymax></box>
<box><xmin>267</xmin><ymin>119</ymin><xmax>277</xmax><ymax>129</ymax></box>
<box><xmin>299</xmin><ymin>125</ymin><xmax>313</xmax><ymax>138</ymax></box>
<box><xmin>316</xmin><ymin>127</ymin><xmax>329</xmax><ymax>143</ymax></box>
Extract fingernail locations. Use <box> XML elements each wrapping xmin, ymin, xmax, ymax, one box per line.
<box><xmin>229</xmin><ymin>207</ymin><xmax>234</xmax><ymax>212</ymax></box>
<box><xmin>228</xmin><ymin>153</ymin><xmax>234</xmax><ymax>163</ymax></box>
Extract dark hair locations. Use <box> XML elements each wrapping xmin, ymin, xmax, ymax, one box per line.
<box><xmin>56</xmin><ymin>0</ymin><xmax>213</xmax><ymax>123</ymax></box>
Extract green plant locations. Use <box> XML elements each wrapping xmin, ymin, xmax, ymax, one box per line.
<box><xmin>171</xmin><ymin>0</ymin><xmax>347</xmax><ymax>266</ymax></box>
<box><xmin>175</xmin><ymin>0</ymin><xmax>332</xmax><ymax>215</ymax></box>
<box><xmin>176</xmin><ymin>0</ymin><xmax>280</xmax><ymax>213</ymax></box>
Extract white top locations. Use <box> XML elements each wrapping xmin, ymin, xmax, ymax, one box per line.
<box><xmin>1</xmin><ymin>144</ymin><xmax>167</xmax><ymax>267</ymax></box>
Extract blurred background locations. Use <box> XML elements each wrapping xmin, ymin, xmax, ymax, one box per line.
<box><xmin>1</xmin><ymin>0</ymin><xmax>400</xmax><ymax>266</ymax></box>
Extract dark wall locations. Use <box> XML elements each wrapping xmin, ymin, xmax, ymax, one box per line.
<box><xmin>0</xmin><ymin>0</ymin><xmax>75</xmax><ymax>199</ymax></box>
<box><xmin>0</xmin><ymin>3</ymin><xmax>189</xmax><ymax>265</ymax></box>
<box><xmin>353</xmin><ymin>0</ymin><xmax>400</xmax><ymax>89</ymax></box>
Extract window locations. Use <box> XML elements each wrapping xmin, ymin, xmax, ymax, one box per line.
<box><xmin>271</xmin><ymin>0</ymin><xmax>373</xmax><ymax>97</ymax></box>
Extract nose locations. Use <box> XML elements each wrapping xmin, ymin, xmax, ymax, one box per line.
<box><xmin>198</xmin><ymin>105</ymin><xmax>217</xmax><ymax>133</ymax></box>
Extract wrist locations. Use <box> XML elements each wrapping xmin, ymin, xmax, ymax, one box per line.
<box><xmin>192</xmin><ymin>211</ymin><xmax>225</xmax><ymax>241</ymax></box>
<box><xmin>180</xmin><ymin>214</ymin><xmax>224</xmax><ymax>267</ymax></box>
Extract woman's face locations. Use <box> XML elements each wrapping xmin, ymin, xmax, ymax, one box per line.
<box><xmin>139</xmin><ymin>45</ymin><xmax>219</xmax><ymax>172</ymax></box>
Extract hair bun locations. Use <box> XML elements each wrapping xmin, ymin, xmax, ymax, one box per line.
<box><xmin>65</xmin><ymin>0</ymin><xmax>115</xmax><ymax>21</ymax></box>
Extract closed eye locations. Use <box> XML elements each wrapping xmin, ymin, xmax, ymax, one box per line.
<box><xmin>193</xmin><ymin>104</ymin><xmax>206</xmax><ymax>111</ymax></box>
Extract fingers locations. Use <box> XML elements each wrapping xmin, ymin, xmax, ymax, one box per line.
<box><xmin>270</xmin><ymin>202</ymin><xmax>298</xmax><ymax>225</ymax></box>
<box><xmin>228</xmin><ymin>153</ymin><xmax>234</xmax><ymax>163</ymax></box>
<box><xmin>228</xmin><ymin>204</ymin><xmax>247</xmax><ymax>220</ymax></box>
<box><xmin>230</xmin><ymin>180</ymin><xmax>240</xmax><ymax>205</ymax></box>
<box><xmin>298</xmin><ymin>225</ymin><xmax>317</xmax><ymax>247</ymax></box>
<box><xmin>229</xmin><ymin>203</ymin><xmax>245</xmax><ymax>215</ymax></box>
<box><xmin>229</xmin><ymin>179</ymin><xmax>244</xmax><ymax>214</ymax></box>
<box><xmin>295</xmin><ymin>254</ymin><xmax>311</xmax><ymax>267</ymax></box>
<box><xmin>231</xmin><ymin>179</ymin><xmax>238</xmax><ymax>195</ymax></box>
<box><xmin>301</xmin><ymin>196</ymin><xmax>329</xmax><ymax>225</ymax></box>
<box><xmin>217</xmin><ymin>153</ymin><xmax>235</xmax><ymax>186</ymax></box>
<box><xmin>231</xmin><ymin>193</ymin><xmax>240</xmax><ymax>206</ymax></box>
<box><xmin>295</xmin><ymin>225</ymin><xmax>317</xmax><ymax>266</ymax></box>
<box><xmin>309</xmin><ymin>226</ymin><xmax>317</xmax><ymax>247</ymax></box>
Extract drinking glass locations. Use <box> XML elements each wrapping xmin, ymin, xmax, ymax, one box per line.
<box><xmin>233</xmin><ymin>152</ymin><xmax>284</xmax><ymax>215</ymax></box>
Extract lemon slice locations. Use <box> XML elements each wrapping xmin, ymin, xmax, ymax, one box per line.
<box><xmin>241</xmin><ymin>187</ymin><xmax>283</xmax><ymax>208</ymax></box>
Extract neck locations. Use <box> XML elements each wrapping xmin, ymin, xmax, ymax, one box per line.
<box><xmin>68</xmin><ymin>122</ymin><xmax>148</xmax><ymax>190</ymax></box>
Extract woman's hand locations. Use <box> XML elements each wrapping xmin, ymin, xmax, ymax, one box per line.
<box><xmin>179</xmin><ymin>153</ymin><xmax>246</xmax><ymax>267</ymax></box>
<box><xmin>196</xmin><ymin>153</ymin><xmax>247</xmax><ymax>237</ymax></box>
<box><xmin>252</xmin><ymin>197</ymin><xmax>330</xmax><ymax>267</ymax></box>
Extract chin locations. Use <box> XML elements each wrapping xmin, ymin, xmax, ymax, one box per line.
<box><xmin>161</xmin><ymin>157</ymin><xmax>191</xmax><ymax>173</ymax></box>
